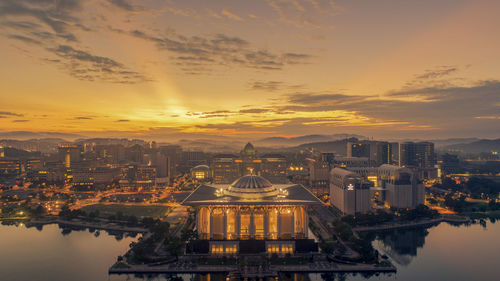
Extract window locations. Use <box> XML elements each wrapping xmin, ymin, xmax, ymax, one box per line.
<box><xmin>211</xmin><ymin>244</ymin><xmax>223</xmax><ymax>254</ymax></box>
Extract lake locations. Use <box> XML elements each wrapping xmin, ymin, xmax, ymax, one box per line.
<box><xmin>0</xmin><ymin>221</ymin><xmax>498</xmax><ymax>281</ymax></box>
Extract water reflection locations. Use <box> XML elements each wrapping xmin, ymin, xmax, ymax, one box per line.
<box><xmin>362</xmin><ymin>227</ymin><xmax>430</xmax><ymax>266</ymax></box>
<box><xmin>0</xmin><ymin>221</ymin><xmax>497</xmax><ymax>281</ymax></box>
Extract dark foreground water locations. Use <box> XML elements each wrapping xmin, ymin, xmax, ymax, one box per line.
<box><xmin>0</xmin><ymin>221</ymin><xmax>498</xmax><ymax>281</ymax></box>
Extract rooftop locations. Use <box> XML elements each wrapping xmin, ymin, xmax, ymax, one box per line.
<box><xmin>182</xmin><ymin>179</ymin><xmax>321</xmax><ymax>206</ymax></box>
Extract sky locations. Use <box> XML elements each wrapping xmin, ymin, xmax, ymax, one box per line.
<box><xmin>0</xmin><ymin>0</ymin><xmax>499</xmax><ymax>141</ymax></box>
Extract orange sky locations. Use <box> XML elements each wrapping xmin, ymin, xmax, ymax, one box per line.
<box><xmin>0</xmin><ymin>0</ymin><xmax>499</xmax><ymax>141</ymax></box>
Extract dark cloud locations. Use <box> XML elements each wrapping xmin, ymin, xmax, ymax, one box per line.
<box><xmin>121</xmin><ymin>28</ymin><xmax>312</xmax><ymax>73</ymax></box>
<box><xmin>107</xmin><ymin>0</ymin><xmax>143</xmax><ymax>12</ymax></box>
<box><xmin>250</xmin><ymin>80</ymin><xmax>306</xmax><ymax>92</ymax></box>
<box><xmin>116</xmin><ymin>119</ymin><xmax>130</xmax><ymax>122</ymax></box>
<box><xmin>286</xmin><ymin>92</ymin><xmax>364</xmax><ymax>105</ymax></box>
<box><xmin>0</xmin><ymin>1</ymin><xmax>148</xmax><ymax>84</ymax></box>
<box><xmin>1</xmin><ymin>20</ymin><xmax>41</xmax><ymax>30</ymax></box>
<box><xmin>0</xmin><ymin>111</ymin><xmax>23</xmax><ymax>117</ymax></box>
<box><xmin>73</xmin><ymin>116</ymin><xmax>93</xmax><ymax>120</ymax></box>
<box><xmin>266</xmin><ymin>0</ymin><xmax>336</xmax><ymax>29</ymax></box>
<box><xmin>239</xmin><ymin>108</ymin><xmax>273</xmax><ymax>114</ymax></box>
<box><xmin>7</xmin><ymin>34</ymin><xmax>41</xmax><ymax>45</ymax></box>
<box><xmin>0</xmin><ymin>0</ymin><xmax>85</xmax><ymax>40</ymax></box>
<box><xmin>192</xmin><ymin>77</ymin><xmax>500</xmax><ymax>137</ymax></box>
<box><xmin>12</xmin><ymin>119</ymin><xmax>29</xmax><ymax>122</ymax></box>
<box><xmin>46</xmin><ymin>45</ymin><xmax>149</xmax><ymax>83</ymax></box>
<box><xmin>273</xmin><ymin>80</ymin><xmax>500</xmax><ymax>131</ymax></box>
<box><xmin>251</xmin><ymin>81</ymin><xmax>283</xmax><ymax>91</ymax></box>
<box><xmin>415</xmin><ymin>66</ymin><xmax>458</xmax><ymax>80</ymax></box>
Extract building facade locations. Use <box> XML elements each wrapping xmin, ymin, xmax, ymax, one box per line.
<box><xmin>211</xmin><ymin>143</ymin><xmax>288</xmax><ymax>184</ymax></box>
<box><xmin>183</xmin><ymin>175</ymin><xmax>320</xmax><ymax>255</ymax></box>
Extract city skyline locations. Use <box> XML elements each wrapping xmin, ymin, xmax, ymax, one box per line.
<box><xmin>1</xmin><ymin>0</ymin><xmax>500</xmax><ymax>141</ymax></box>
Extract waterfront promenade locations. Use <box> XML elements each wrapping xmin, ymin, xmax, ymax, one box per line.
<box><xmin>109</xmin><ymin>262</ymin><xmax>396</xmax><ymax>276</ymax></box>
<box><xmin>27</xmin><ymin>219</ymin><xmax>147</xmax><ymax>233</ymax></box>
<box><xmin>352</xmin><ymin>216</ymin><xmax>470</xmax><ymax>233</ymax></box>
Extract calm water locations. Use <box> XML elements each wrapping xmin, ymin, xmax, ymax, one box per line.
<box><xmin>0</xmin><ymin>221</ymin><xmax>498</xmax><ymax>281</ymax></box>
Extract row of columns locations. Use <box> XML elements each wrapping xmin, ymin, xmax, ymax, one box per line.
<box><xmin>198</xmin><ymin>205</ymin><xmax>308</xmax><ymax>240</ymax></box>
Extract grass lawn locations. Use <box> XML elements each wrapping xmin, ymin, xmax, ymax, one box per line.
<box><xmin>80</xmin><ymin>204</ymin><xmax>170</xmax><ymax>218</ymax></box>
<box><xmin>470</xmin><ymin>209</ymin><xmax>500</xmax><ymax>219</ymax></box>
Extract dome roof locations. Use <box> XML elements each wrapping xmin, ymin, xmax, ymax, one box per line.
<box><xmin>243</xmin><ymin>142</ymin><xmax>255</xmax><ymax>151</ymax></box>
<box><xmin>225</xmin><ymin>175</ymin><xmax>278</xmax><ymax>198</ymax></box>
<box><xmin>191</xmin><ymin>165</ymin><xmax>209</xmax><ymax>171</ymax></box>
<box><xmin>230</xmin><ymin>175</ymin><xmax>272</xmax><ymax>189</ymax></box>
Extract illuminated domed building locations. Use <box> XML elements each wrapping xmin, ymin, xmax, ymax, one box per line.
<box><xmin>211</xmin><ymin>142</ymin><xmax>288</xmax><ymax>184</ymax></box>
<box><xmin>190</xmin><ymin>165</ymin><xmax>210</xmax><ymax>180</ymax></box>
<box><xmin>182</xmin><ymin>174</ymin><xmax>320</xmax><ymax>255</ymax></box>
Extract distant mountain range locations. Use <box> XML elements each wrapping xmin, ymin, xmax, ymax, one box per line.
<box><xmin>254</xmin><ymin>134</ymin><xmax>366</xmax><ymax>147</ymax></box>
<box><xmin>425</xmin><ymin>138</ymin><xmax>480</xmax><ymax>148</ymax></box>
<box><xmin>441</xmin><ymin>139</ymin><xmax>500</xmax><ymax>154</ymax></box>
<box><xmin>0</xmin><ymin>131</ymin><xmax>81</xmax><ymax>140</ymax></box>
<box><xmin>0</xmin><ymin>131</ymin><xmax>498</xmax><ymax>155</ymax></box>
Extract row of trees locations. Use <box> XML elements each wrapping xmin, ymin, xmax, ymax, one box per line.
<box><xmin>436</xmin><ymin>177</ymin><xmax>500</xmax><ymax>199</ymax></box>
<box><xmin>340</xmin><ymin>205</ymin><xmax>438</xmax><ymax>227</ymax></box>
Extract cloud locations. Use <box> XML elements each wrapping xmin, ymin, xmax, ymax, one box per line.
<box><xmin>0</xmin><ymin>1</ymin><xmax>148</xmax><ymax>83</ymax></box>
<box><xmin>7</xmin><ymin>34</ymin><xmax>41</xmax><ymax>45</ymax></box>
<box><xmin>123</xmin><ymin>28</ymin><xmax>312</xmax><ymax>73</ymax></box>
<box><xmin>0</xmin><ymin>111</ymin><xmax>23</xmax><ymax>117</ymax></box>
<box><xmin>221</xmin><ymin>9</ymin><xmax>244</xmax><ymax>21</ymax></box>
<box><xmin>251</xmin><ymin>81</ymin><xmax>284</xmax><ymax>91</ymax></box>
<box><xmin>207</xmin><ymin>9</ymin><xmax>222</xmax><ymax>19</ymax></box>
<box><xmin>73</xmin><ymin>116</ymin><xmax>93</xmax><ymax>120</ymax></box>
<box><xmin>0</xmin><ymin>0</ymin><xmax>85</xmax><ymax>41</ymax></box>
<box><xmin>273</xmin><ymin>80</ymin><xmax>500</xmax><ymax>131</ymax></box>
<box><xmin>239</xmin><ymin>108</ymin><xmax>273</xmax><ymax>114</ymax></box>
<box><xmin>46</xmin><ymin>45</ymin><xmax>149</xmax><ymax>83</ymax></box>
<box><xmin>12</xmin><ymin>119</ymin><xmax>29</xmax><ymax>123</ymax></box>
<box><xmin>185</xmin><ymin>73</ymin><xmax>500</xmax><ymax>138</ymax></box>
<box><xmin>266</xmin><ymin>0</ymin><xmax>336</xmax><ymax>29</ymax></box>
<box><xmin>107</xmin><ymin>0</ymin><xmax>143</xmax><ymax>12</ymax></box>
<box><xmin>415</xmin><ymin>66</ymin><xmax>458</xmax><ymax>80</ymax></box>
<box><xmin>116</xmin><ymin>119</ymin><xmax>130</xmax><ymax>122</ymax></box>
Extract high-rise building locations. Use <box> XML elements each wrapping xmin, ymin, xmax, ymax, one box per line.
<box><xmin>211</xmin><ymin>154</ymin><xmax>240</xmax><ymax>184</ymax></box>
<box><xmin>58</xmin><ymin>144</ymin><xmax>82</xmax><ymax>168</ymax></box>
<box><xmin>307</xmin><ymin>159</ymin><xmax>330</xmax><ymax>196</ymax></box>
<box><xmin>211</xmin><ymin>143</ymin><xmax>288</xmax><ymax>184</ymax></box>
<box><xmin>374</xmin><ymin>142</ymin><xmax>392</xmax><ymax>166</ymax></box>
<box><xmin>330</xmin><ymin>168</ymin><xmax>371</xmax><ymax>214</ymax></box>
<box><xmin>347</xmin><ymin>141</ymin><xmax>371</xmax><ymax>159</ymax></box>
<box><xmin>347</xmin><ymin>141</ymin><xmax>392</xmax><ymax>166</ymax></box>
<box><xmin>72</xmin><ymin>166</ymin><xmax>120</xmax><ymax>189</ymax></box>
<box><xmin>438</xmin><ymin>153</ymin><xmax>460</xmax><ymax>176</ymax></box>
<box><xmin>160</xmin><ymin>145</ymin><xmax>182</xmax><ymax>179</ymax></box>
<box><xmin>260</xmin><ymin>154</ymin><xmax>287</xmax><ymax>184</ymax></box>
<box><xmin>344</xmin><ymin>165</ymin><xmax>425</xmax><ymax>209</ymax></box>
<box><xmin>95</xmin><ymin>144</ymin><xmax>125</xmax><ymax>164</ymax></box>
<box><xmin>0</xmin><ymin>159</ymin><xmax>22</xmax><ymax>176</ymax></box>
<box><xmin>126</xmin><ymin>144</ymin><xmax>145</xmax><ymax>164</ymax></box>
<box><xmin>398</xmin><ymin>142</ymin><xmax>436</xmax><ymax>179</ymax></box>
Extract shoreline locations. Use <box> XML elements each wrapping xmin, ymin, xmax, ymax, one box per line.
<box><xmin>352</xmin><ymin>216</ymin><xmax>471</xmax><ymax>233</ymax></box>
<box><xmin>1</xmin><ymin>218</ymin><xmax>147</xmax><ymax>233</ymax></box>
<box><xmin>109</xmin><ymin>263</ymin><xmax>396</xmax><ymax>275</ymax></box>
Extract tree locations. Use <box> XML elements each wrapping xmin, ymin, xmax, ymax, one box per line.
<box><xmin>33</xmin><ymin>205</ymin><xmax>46</xmax><ymax>217</ymax></box>
<box><xmin>164</xmin><ymin>236</ymin><xmax>184</xmax><ymax>259</ymax></box>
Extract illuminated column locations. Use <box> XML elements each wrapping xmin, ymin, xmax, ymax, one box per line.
<box><xmin>196</xmin><ymin>207</ymin><xmax>200</xmax><ymax>235</ymax></box>
<box><xmin>291</xmin><ymin>208</ymin><xmax>295</xmax><ymax>239</ymax></box>
<box><xmin>209</xmin><ymin>208</ymin><xmax>214</xmax><ymax>239</ymax></box>
<box><xmin>236</xmin><ymin>209</ymin><xmax>241</xmax><ymax>239</ymax></box>
<box><xmin>250</xmin><ymin>212</ymin><xmax>255</xmax><ymax>239</ymax></box>
<box><xmin>304</xmin><ymin>207</ymin><xmax>309</xmax><ymax>238</ymax></box>
<box><xmin>223</xmin><ymin>210</ymin><xmax>227</xmax><ymax>239</ymax></box>
<box><xmin>277</xmin><ymin>211</ymin><xmax>282</xmax><ymax>239</ymax></box>
<box><xmin>264</xmin><ymin>209</ymin><xmax>269</xmax><ymax>239</ymax></box>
